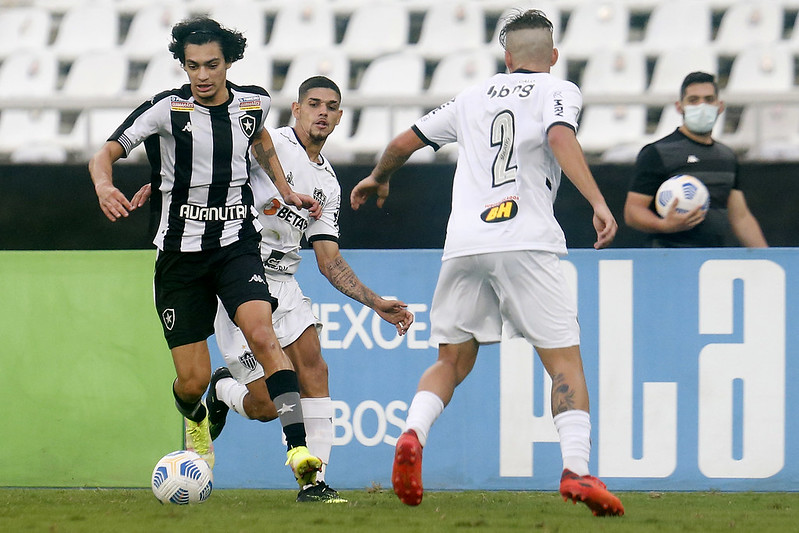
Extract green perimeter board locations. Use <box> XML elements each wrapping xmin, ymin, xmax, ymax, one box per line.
<box><xmin>0</xmin><ymin>251</ymin><xmax>180</xmax><ymax>487</ymax></box>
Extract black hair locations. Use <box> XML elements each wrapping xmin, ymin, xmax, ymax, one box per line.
<box><xmin>298</xmin><ymin>76</ymin><xmax>342</xmax><ymax>102</ymax></box>
<box><xmin>168</xmin><ymin>17</ymin><xmax>246</xmax><ymax>64</ymax></box>
<box><xmin>680</xmin><ymin>71</ymin><xmax>718</xmax><ymax>99</ymax></box>
<box><xmin>498</xmin><ymin>9</ymin><xmax>553</xmax><ymax>49</ymax></box>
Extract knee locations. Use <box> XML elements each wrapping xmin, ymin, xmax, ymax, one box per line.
<box><xmin>175</xmin><ymin>376</ymin><xmax>210</xmax><ymax>402</ymax></box>
<box><xmin>244</xmin><ymin>325</ymin><xmax>281</xmax><ymax>357</ymax></box>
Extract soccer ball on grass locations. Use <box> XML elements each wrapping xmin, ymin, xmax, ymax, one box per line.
<box><xmin>151</xmin><ymin>450</ymin><xmax>213</xmax><ymax>505</ymax></box>
<box><xmin>655</xmin><ymin>174</ymin><xmax>710</xmax><ymax>217</ymax></box>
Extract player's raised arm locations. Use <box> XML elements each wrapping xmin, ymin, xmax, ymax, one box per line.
<box><xmin>88</xmin><ymin>141</ymin><xmax>135</xmax><ymax>221</ymax></box>
<box><xmin>312</xmin><ymin>239</ymin><xmax>413</xmax><ymax>335</ymax></box>
<box><xmin>252</xmin><ymin>128</ymin><xmax>321</xmax><ymax>218</ymax></box>
<box><xmin>350</xmin><ymin>129</ymin><xmax>426</xmax><ymax>210</ymax></box>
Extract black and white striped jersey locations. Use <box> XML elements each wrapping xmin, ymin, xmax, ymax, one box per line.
<box><xmin>109</xmin><ymin>82</ymin><xmax>271</xmax><ymax>252</ymax></box>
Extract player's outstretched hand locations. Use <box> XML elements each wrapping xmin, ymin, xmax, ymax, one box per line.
<box><xmin>131</xmin><ymin>183</ymin><xmax>152</xmax><ymax>208</ymax></box>
<box><xmin>592</xmin><ymin>204</ymin><xmax>617</xmax><ymax>250</ymax></box>
<box><xmin>286</xmin><ymin>192</ymin><xmax>322</xmax><ymax>219</ymax></box>
<box><xmin>96</xmin><ymin>182</ymin><xmax>135</xmax><ymax>222</ymax></box>
<box><xmin>350</xmin><ymin>175</ymin><xmax>390</xmax><ymax>210</ymax></box>
<box><xmin>374</xmin><ymin>298</ymin><xmax>414</xmax><ymax>335</ymax></box>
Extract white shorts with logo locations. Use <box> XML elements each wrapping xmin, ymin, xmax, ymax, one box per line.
<box><xmin>429</xmin><ymin>250</ymin><xmax>580</xmax><ymax>349</ymax></box>
<box><xmin>213</xmin><ymin>276</ymin><xmax>321</xmax><ymax>385</ymax></box>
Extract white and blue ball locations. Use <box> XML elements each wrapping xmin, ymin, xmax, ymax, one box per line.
<box><xmin>151</xmin><ymin>450</ymin><xmax>213</xmax><ymax>505</ymax></box>
<box><xmin>655</xmin><ymin>174</ymin><xmax>710</xmax><ymax>217</ymax></box>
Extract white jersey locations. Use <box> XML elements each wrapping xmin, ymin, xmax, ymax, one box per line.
<box><xmin>250</xmin><ymin>126</ymin><xmax>340</xmax><ymax>277</ymax></box>
<box><xmin>412</xmin><ymin>71</ymin><xmax>582</xmax><ymax>260</ymax></box>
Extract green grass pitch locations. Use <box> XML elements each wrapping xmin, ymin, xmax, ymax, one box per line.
<box><xmin>1</xmin><ymin>487</ymin><xmax>797</xmax><ymax>532</ymax></box>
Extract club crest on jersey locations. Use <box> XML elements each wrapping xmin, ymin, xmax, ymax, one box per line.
<box><xmin>480</xmin><ymin>200</ymin><xmax>518</xmax><ymax>223</ymax></box>
<box><xmin>162</xmin><ymin>308</ymin><xmax>176</xmax><ymax>330</ymax></box>
<box><xmin>239</xmin><ymin>351</ymin><xmax>258</xmax><ymax>371</ymax></box>
<box><xmin>238</xmin><ymin>97</ymin><xmax>261</xmax><ymax>111</ymax></box>
<box><xmin>239</xmin><ymin>115</ymin><xmax>256</xmax><ymax>137</ymax></box>
<box><xmin>313</xmin><ymin>187</ymin><xmax>326</xmax><ymax>207</ymax></box>
<box><xmin>170</xmin><ymin>97</ymin><xmax>194</xmax><ymax>112</ymax></box>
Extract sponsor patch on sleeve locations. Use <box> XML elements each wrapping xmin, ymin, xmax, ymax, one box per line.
<box><xmin>238</xmin><ymin>97</ymin><xmax>262</xmax><ymax>111</ymax></box>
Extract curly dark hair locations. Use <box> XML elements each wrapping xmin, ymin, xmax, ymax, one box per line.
<box><xmin>168</xmin><ymin>17</ymin><xmax>247</xmax><ymax>64</ymax></box>
<box><xmin>498</xmin><ymin>9</ymin><xmax>553</xmax><ymax>49</ymax></box>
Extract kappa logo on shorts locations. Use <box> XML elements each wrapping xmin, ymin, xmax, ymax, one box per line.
<box><xmin>249</xmin><ymin>273</ymin><xmax>266</xmax><ymax>284</ymax></box>
<box><xmin>162</xmin><ymin>308</ymin><xmax>176</xmax><ymax>330</ymax></box>
<box><xmin>239</xmin><ymin>351</ymin><xmax>258</xmax><ymax>372</ymax></box>
<box><xmin>480</xmin><ymin>199</ymin><xmax>518</xmax><ymax>223</ymax></box>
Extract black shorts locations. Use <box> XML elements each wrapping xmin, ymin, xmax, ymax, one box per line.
<box><xmin>153</xmin><ymin>236</ymin><xmax>277</xmax><ymax>349</ymax></box>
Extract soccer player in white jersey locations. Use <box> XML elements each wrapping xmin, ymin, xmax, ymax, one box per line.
<box><xmin>207</xmin><ymin>76</ymin><xmax>414</xmax><ymax>503</ymax></box>
<box><xmin>89</xmin><ymin>17</ymin><xmax>323</xmax><ymax>490</ymax></box>
<box><xmin>350</xmin><ymin>10</ymin><xmax>624</xmax><ymax>516</ymax></box>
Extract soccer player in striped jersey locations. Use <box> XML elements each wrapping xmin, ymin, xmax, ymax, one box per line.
<box><xmin>350</xmin><ymin>9</ymin><xmax>624</xmax><ymax>516</ymax></box>
<box><xmin>88</xmin><ymin>17</ymin><xmax>322</xmax><ymax>489</ymax></box>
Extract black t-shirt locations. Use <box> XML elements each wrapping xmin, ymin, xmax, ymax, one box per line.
<box><xmin>629</xmin><ymin>128</ymin><xmax>740</xmax><ymax>247</ymax></box>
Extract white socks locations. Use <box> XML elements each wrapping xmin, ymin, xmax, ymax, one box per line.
<box><xmin>301</xmin><ymin>397</ymin><xmax>334</xmax><ymax>483</ymax></box>
<box><xmin>403</xmin><ymin>390</ymin><xmax>445</xmax><ymax>447</ymax></box>
<box><xmin>215</xmin><ymin>376</ymin><xmax>251</xmax><ymax>419</ymax></box>
<box><xmin>552</xmin><ymin>409</ymin><xmax>591</xmax><ymax>476</ymax></box>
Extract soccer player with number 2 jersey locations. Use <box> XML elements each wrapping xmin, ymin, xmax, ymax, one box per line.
<box><xmin>351</xmin><ymin>9</ymin><xmax>624</xmax><ymax>517</ymax></box>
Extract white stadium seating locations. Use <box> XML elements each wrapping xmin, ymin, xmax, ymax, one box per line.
<box><xmin>0</xmin><ymin>0</ymin><xmax>796</xmax><ymax>162</ymax></box>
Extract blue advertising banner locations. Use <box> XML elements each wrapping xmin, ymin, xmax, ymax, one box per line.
<box><xmin>209</xmin><ymin>248</ymin><xmax>798</xmax><ymax>492</ymax></box>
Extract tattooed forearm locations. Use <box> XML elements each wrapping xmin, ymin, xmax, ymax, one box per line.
<box><xmin>550</xmin><ymin>373</ymin><xmax>577</xmax><ymax>416</ymax></box>
<box><xmin>326</xmin><ymin>255</ymin><xmax>378</xmax><ymax>307</ymax></box>
<box><xmin>253</xmin><ymin>142</ymin><xmax>278</xmax><ymax>182</ymax></box>
<box><xmin>374</xmin><ymin>149</ymin><xmax>410</xmax><ymax>184</ymax></box>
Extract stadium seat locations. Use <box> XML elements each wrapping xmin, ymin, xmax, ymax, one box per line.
<box><xmin>725</xmin><ymin>44</ymin><xmax>794</xmax><ymax>95</ymax></box>
<box><xmin>343</xmin><ymin>52</ymin><xmax>429</xmax><ymax>161</ymax></box>
<box><xmin>0</xmin><ymin>49</ymin><xmax>58</xmax><ymax>98</ymax></box>
<box><xmin>576</xmin><ymin>104</ymin><xmax>648</xmax><ymax>160</ymax></box>
<box><xmin>122</xmin><ymin>4</ymin><xmax>189</xmax><ymax>62</ymax></box>
<box><xmin>339</xmin><ymin>1</ymin><xmax>409</xmax><ymax>62</ymax></box>
<box><xmin>580</xmin><ymin>47</ymin><xmax>647</xmax><ymax>97</ymax></box>
<box><xmin>64</xmin><ymin>108</ymin><xmax>146</xmax><ymax>161</ymax></box>
<box><xmin>209</xmin><ymin>1</ymin><xmax>268</xmax><ymax>47</ymax></box>
<box><xmin>412</xmin><ymin>1</ymin><xmax>486</xmax><ymax>60</ymax></box>
<box><xmin>558</xmin><ymin>1</ymin><xmax>629</xmax><ymax>59</ymax></box>
<box><xmin>280</xmin><ymin>48</ymin><xmax>349</xmax><ymax>98</ymax></box>
<box><xmin>61</xmin><ymin>49</ymin><xmax>129</xmax><ymax>98</ymax></box>
<box><xmin>0</xmin><ymin>109</ymin><xmax>65</xmax><ymax>163</ymax></box>
<box><xmin>427</xmin><ymin>49</ymin><xmax>500</xmax><ymax>100</ymax></box>
<box><xmin>136</xmin><ymin>51</ymin><xmax>188</xmax><ymax>97</ymax></box>
<box><xmin>641</xmin><ymin>0</ymin><xmax>712</xmax><ymax>54</ymax></box>
<box><xmin>51</xmin><ymin>4</ymin><xmax>119</xmax><ymax>60</ymax></box>
<box><xmin>648</xmin><ymin>46</ymin><xmax>718</xmax><ymax>99</ymax></box>
<box><xmin>719</xmin><ymin>104</ymin><xmax>799</xmax><ymax>160</ymax></box>
<box><xmin>713</xmin><ymin>1</ymin><xmax>783</xmax><ymax>55</ymax></box>
<box><xmin>266</xmin><ymin>0</ymin><xmax>335</xmax><ymax>62</ymax></box>
<box><xmin>0</xmin><ymin>6</ymin><xmax>51</xmax><ymax>60</ymax></box>
<box><xmin>228</xmin><ymin>47</ymin><xmax>273</xmax><ymax>89</ymax></box>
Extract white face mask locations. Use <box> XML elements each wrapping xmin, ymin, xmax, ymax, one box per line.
<box><xmin>683</xmin><ymin>103</ymin><xmax>719</xmax><ymax>135</ymax></box>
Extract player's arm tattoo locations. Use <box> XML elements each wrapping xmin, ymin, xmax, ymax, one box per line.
<box><xmin>252</xmin><ymin>141</ymin><xmax>278</xmax><ymax>184</ymax></box>
<box><xmin>551</xmin><ymin>373</ymin><xmax>577</xmax><ymax>415</ymax></box>
<box><xmin>326</xmin><ymin>255</ymin><xmax>378</xmax><ymax>308</ymax></box>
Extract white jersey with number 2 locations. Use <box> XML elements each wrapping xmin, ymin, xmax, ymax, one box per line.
<box><xmin>412</xmin><ymin>71</ymin><xmax>582</xmax><ymax>260</ymax></box>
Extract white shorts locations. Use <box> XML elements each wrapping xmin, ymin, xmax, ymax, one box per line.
<box><xmin>429</xmin><ymin>250</ymin><xmax>580</xmax><ymax>349</ymax></box>
<box><xmin>213</xmin><ymin>276</ymin><xmax>321</xmax><ymax>385</ymax></box>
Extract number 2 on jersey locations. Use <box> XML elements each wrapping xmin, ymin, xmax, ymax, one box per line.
<box><xmin>490</xmin><ymin>110</ymin><xmax>517</xmax><ymax>187</ymax></box>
